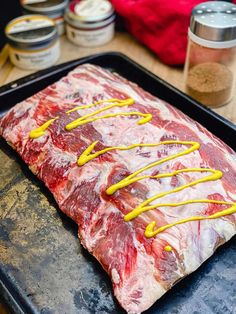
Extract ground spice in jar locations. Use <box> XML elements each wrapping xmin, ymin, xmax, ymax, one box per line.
<box><xmin>186</xmin><ymin>62</ymin><xmax>233</xmax><ymax>108</ymax></box>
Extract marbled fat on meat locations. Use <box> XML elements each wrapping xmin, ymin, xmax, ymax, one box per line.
<box><xmin>0</xmin><ymin>64</ymin><xmax>236</xmax><ymax>314</ymax></box>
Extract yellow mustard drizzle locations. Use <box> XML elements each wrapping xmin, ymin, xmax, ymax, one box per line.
<box><xmin>65</xmin><ymin>98</ymin><xmax>152</xmax><ymax>130</ymax></box>
<box><xmin>78</xmin><ymin>140</ymin><xmax>200</xmax><ymax>167</ymax></box>
<box><xmin>123</xmin><ymin>168</ymin><xmax>222</xmax><ymax>221</ymax></box>
<box><xmin>78</xmin><ymin>140</ymin><xmax>236</xmax><ymax>237</ymax></box>
<box><xmin>65</xmin><ymin>98</ymin><xmax>134</xmax><ymax>114</ymax></box>
<box><xmin>145</xmin><ymin>202</ymin><xmax>236</xmax><ymax>238</ymax></box>
<box><xmin>29</xmin><ymin>118</ymin><xmax>58</xmax><ymax>139</ymax></box>
<box><xmin>66</xmin><ymin>111</ymin><xmax>152</xmax><ymax>130</ymax></box>
<box><xmin>29</xmin><ymin>98</ymin><xmax>152</xmax><ymax>138</ymax></box>
<box><xmin>164</xmin><ymin>245</ymin><xmax>173</xmax><ymax>252</ymax></box>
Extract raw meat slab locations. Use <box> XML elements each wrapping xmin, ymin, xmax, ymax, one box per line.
<box><xmin>0</xmin><ymin>64</ymin><xmax>235</xmax><ymax>313</ymax></box>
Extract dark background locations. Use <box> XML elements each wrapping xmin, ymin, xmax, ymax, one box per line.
<box><xmin>0</xmin><ymin>1</ymin><xmax>21</xmax><ymax>50</ymax></box>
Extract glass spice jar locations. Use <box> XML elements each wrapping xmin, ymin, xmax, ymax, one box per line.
<box><xmin>184</xmin><ymin>1</ymin><xmax>236</xmax><ymax>108</ymax></box>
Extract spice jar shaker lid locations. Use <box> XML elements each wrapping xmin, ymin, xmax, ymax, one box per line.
<box><xmin>189</xmin><ymin>1</ymin><xmax>236</xmax><ymax>48</ymax></box>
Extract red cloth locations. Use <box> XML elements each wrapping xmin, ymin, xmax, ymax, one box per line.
<box><xmin>111</xmin><ymin>0</ymin><xmax>209</xmax><ymax>65</ymax></box>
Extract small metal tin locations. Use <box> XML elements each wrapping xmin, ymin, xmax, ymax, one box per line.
<box><xmin>5</xmin><ymin>15</ymin><xmax>60</xmax><ymax>70</ymax></box>
<box><xmin>21</xmin><ymin>0</ymin><xmax>69</xmax><ymax>35</ymax></box>
<box><xmin>65</xmin><ymin>0</ymin><xmax>115</xmax><ymax>47</ymax></box>
<box><xmin>190</xmin><ymin>1</ymin><xmax>236</xmax><ymax>47</ymax></box>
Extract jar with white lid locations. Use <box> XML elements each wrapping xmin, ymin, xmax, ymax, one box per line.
<box><xmin>65</xmin><ymin>0</ymin><xmax>115</xmax><ymax>47</ymax></box>
<box><xmin>5</xmin><ymin>15</ymin><xmax>60</xmax><ymax>70</ymax></box>
<box><xmin>184</xmin><ymin>1</ymin><xmax>236</xmax><ymax>108</ymax></box>
<box><xmin>20</xmin><ymin>0</ymin><xmax>69</xmax><ymax>35</ymax></box>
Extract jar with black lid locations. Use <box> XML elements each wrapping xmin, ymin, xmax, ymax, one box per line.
<box><xmin>5</xmin><ymin>15</ymin><xmax>60</xmax><ymax>70</ymax></box>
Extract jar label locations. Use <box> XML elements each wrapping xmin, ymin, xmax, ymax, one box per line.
<box><xmin>9</xmin><ymin>41</ymin><xmax>60</xmax><ymax>70</ymax></box>
<box><xmin>66</xmin><ymin>22</ymin><xmax>114</xmax><ymax>47</ymax></box>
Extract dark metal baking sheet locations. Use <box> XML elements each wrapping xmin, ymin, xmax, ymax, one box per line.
<box><xmin>0</xmin><ymin>52</ymin><xmax>235</xmax><ymax>314</ymax></box>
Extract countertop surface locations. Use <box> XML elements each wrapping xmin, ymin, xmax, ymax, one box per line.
<box><xmin>0</xmin><ymin>32</ymin><xmax>235</xmax><ymax>124</ymax></box>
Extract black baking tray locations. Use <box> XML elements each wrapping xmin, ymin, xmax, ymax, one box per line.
<box><xmin>0</xmin><ymin>52</ymin><xmax>235</xmax><ymax>314</ymax></box>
